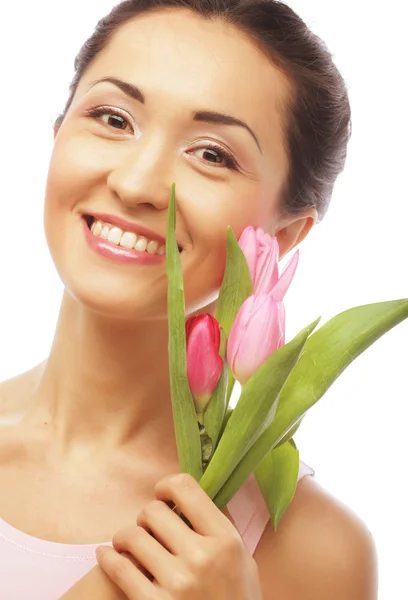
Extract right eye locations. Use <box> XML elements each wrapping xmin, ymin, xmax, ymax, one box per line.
<box><xmin>85</xmin><ymin>106</ymin><xmax>135</xmax><ymax>134</ymax></box>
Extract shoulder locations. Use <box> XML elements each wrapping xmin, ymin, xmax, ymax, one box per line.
<box><xmin>253</xmin><ymin>475</ymin><xmax>378</xmax><ymax>600</ymax></box>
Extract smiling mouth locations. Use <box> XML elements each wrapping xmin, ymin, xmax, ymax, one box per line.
<box><xmin>83</xmin><ymin>215</ymin><xmax>182</xmax><ymax>255</ymax></box>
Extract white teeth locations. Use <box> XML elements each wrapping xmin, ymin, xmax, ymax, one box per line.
<box><xmin>146</xmin><ymin>240</ymin><xmax>159</xmax><ymax>254</ymax></box>
<box><xmin>107</xmin><ymin>227</ymin><xmax>123</xmax><ymax>245</ymax></box>
<box><xmin>100</xmin><ymin>225</ymin><xmax>110</xmax><ymax>240</ymax></box>
<box><xmin>134</xmin><ymin>237</ymin><xmax>148</xmax><ymax>252</ymax></box>
<box><xmin>89</xmin><ymin>220</ymin><xmax>166</xmax><ymax>256</ymax></box>
<box><xmin>93</xmin><ymin>221</ymin><xmax>103</xmax><ymax>236</ymax></box>
<box><xmin>120</xmin><ymin>232</ymin><xmax>137</xmax><ymax>249</ymax></box>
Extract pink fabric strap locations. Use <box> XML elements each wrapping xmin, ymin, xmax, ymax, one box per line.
<box><xmin>0</xmin><ymin>460</ymin><xmax>315</xmax><ymax>599</ymax></box>
<box><xmin>228</xmin><ymin>460</ymin><xmax>315</xmax><ymax>555</ymax></box>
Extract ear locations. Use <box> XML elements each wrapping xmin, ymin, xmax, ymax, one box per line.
<box><xmin>274</xmin><ymin>208</ymin><xmax>318</xmax><ymax>260</ymax></box>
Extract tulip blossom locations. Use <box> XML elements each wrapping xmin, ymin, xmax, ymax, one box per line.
<box><xmin>226</xmin><ymin>294</ymin><xmax>286</xmax><ymax>385</ymax></box>
<box><xmin>238</xmin><ymin>225</ymin><xmax>299</xmax><ymax>301</ymax></box>
<box><xmin>186</xmin><ymin>314</ymin><xmax>223</xmax><ymax>417</ymax></box>
<box><xmin>165</xmin><ymin>185</ymin><xmax>408</xmax><ymax>530</ymax></box>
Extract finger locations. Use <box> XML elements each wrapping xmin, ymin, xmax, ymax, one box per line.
<box><xmin>120</xmin><ymin>550</ymin><xmax>154</xmax><ymax>581</ymax></box>
<box><xmin>155</xmin><ymin>473</ymin><xmax>236</xmax><ymax>537</ymax></box>
<box><xmin>112</xmin><ymin>524</ymin><xmax>180</xmax><ymax>587</ymax></box>
<box><xmin>96</xmin><ymin>546</ymin><xmax>156</xmax><ymax>600</ymax></box>
<box><xmin>136</xmin><ymin>499</ymin><xmax>197</xmax><ymax>556</ymax></box>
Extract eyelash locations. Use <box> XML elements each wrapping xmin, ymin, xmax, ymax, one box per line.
<box><xmin>85</xmin><ymin>106</ymin><xmax>240</xmax><ymax>171</ymax></box>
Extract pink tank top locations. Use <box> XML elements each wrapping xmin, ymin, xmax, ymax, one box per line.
<box><xmin>0</xmin><ymin>460</ymin><xmax>314</xmax><ymax>599</ymax></box>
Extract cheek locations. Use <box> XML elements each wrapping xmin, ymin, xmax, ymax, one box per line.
<box><xmin>45</xmin><ymin>131</ymin><xmax>111</xmax><ymax>216</ymax></box>
<box><xmin>181</xmin><ymin>194</ymin><xmax>262</xmax><ymax>312</ymax></box>
<box><xmin>44</xmin><ymin>133</ymin><xmax>109</xmax><ymax>246</ymax></box>
<box><xmin>186</xmin><ymin>190</ymin><xmax>263</xmax><ymax>254</ymax></box>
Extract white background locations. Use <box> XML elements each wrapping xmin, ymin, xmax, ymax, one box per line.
<box><xmin>0</xmin><ymin>1</ymin><xmax>406</xmax><ymax>597</ymax></box>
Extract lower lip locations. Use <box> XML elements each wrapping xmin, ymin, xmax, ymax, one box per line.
<box><xmin>82</xmin><ymin>219</ymin><xmax>165</xmax><ymax>265</ymax></box>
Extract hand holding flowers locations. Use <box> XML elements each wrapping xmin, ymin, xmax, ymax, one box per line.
<box><xmin>94</xmin><ymin>473</ymin><xmax>263</xmax><ymax>600</ymax></box>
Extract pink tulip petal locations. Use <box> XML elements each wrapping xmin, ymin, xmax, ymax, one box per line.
<box><xmin>238</xmin><ymin>226</ymin><xmax>257</xmax><ymax>284</ymax></box>
<box><xmin>271</xmin><ymin>249</ymin><xmax>299</xmax><ymax>302</ymax></box>
<box><xmin>228</xmin><ymin>295</ymin><xmax>281</xmax><ymax>384</ymax></box>
<box><xmin>277</xmin><ymin>302</ymin><xmax>286</xmax><ymax>348</ymax></box>
<box><xmin>186</xmin><ymin>314</ymin><xmax>223</xmax><ymax>406</ymax></box>
<box><xmin>200</xmin><ymin>351</ymin><xmax>223</xmax><ymax>394</ymax></box>
<box><xmin>254</xmin><ymin>237</ymin><xmax>280</xmax><ymax>295</ymax></box>
<box><xmin>227</xmin><ymin>295</ymin><xmax>258</xmax><ymax>368</ymax></box>
<box><xmin>255</xmin><ymin>227</ymin><xmax>264</xmax><ymax>243</ymax></box>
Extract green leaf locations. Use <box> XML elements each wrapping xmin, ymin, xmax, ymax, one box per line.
<box><xmin>213</xmin><ymin>227</ymin><xmax>252</xmax><ymax>408</ymax></box>
<box><xmin>166</xmin><ymin>183</ymin><xmax>202</xmax><ymax>481</ymax></box>
<box><xmin>261</xmin><ymin>298</ymin><xmax>408</xmax><ymax>448</ymax></box>
<box><xmin>273</xmin><ymin>418</ymin><xmax>303</xmax><ymax>449</ymax></box>
<box><xmin>226</xmin><ymin>369</ymin><xmax>236</xmax><ymax>406</ymax></box>
<box><xmin>203</xmin><ymin>358</ymin><xmax>229</xmax><ymax>450</ymax></box>
<box><xmin>199</xmin><ymin>317</ymin><xmax>320</xmax><ymax>499</ymax></box>
<box><xmin>215</xmin><ymin>227</ymin><xmax>253</xmax><ymax>337</ymax></box>
<box><xmin>202</xmin><ymin>328</ymin><xmax>228</xmax><ymax>449</ymax></box>
<box><xmin>220</xmin><ymin>406</ymin><xmax>234</xmax><ymax>437</ymax></box>
<box><xmin>213</xmin><ymin>298</ymin><xmax>408</xmax><ymax>508</ymax></box>
<box><xmin>254</xmin><ymin>439</ymin><xmax>300</xmax><ymax>530</ymax></box>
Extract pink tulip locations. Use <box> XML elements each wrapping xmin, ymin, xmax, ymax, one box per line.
<box><xmin>226</xmin><ymin>294</ymin><xmax>286</xmax><ymax>385</ymax></box>
<box><xmin>238</xmin><ymin>225</ymin><xmax>299</xmax><ymax>301</ymax></box>
<box><xmin>186</xmin><ymin>314</ymin><xmax>223</xmax><ymax>415</ymax></box>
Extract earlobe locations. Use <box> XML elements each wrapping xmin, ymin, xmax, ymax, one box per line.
<box><xmin>274</xmin><ymin>209</ymin><xmax>318</xmax><ymax>260</ymax></box>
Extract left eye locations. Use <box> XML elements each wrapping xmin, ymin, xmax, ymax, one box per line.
<box><xmin>86</xmin><ymin>107</ymin><xmax>134</xmax><ymax>133</ymax></box>
<box><xmin>189</xmin><ymin>142</ymin><xmax>239</xmax><ymax>170</ymax></box>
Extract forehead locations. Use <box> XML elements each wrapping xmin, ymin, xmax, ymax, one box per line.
<box><xmin>77</xmin><ymin>8</ymin><xmax>291</xmax><ymax>167</ymax></box>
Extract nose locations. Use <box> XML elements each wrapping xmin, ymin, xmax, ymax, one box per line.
<box><xmin>107</xmin><ymin>134</ymin><xmax>175</xmax><ymax>212</ymax></box>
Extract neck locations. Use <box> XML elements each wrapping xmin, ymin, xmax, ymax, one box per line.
<box><xmin>28</xmin><ymin>292</ymin><xmax>179</xmax><ymax>464</ymax></box>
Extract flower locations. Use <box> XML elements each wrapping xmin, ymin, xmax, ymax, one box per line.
<box><xmin>238</xmin><ymin>225</ymin><xmax>299</xmax><ymax>301</ymax></box>
<box><xmin>226</xmin><ymin>294</ymin><xmax>286</xmax><ymax>385</ymax></box>
<box><xmin>186</xmin><ymin>314</ymin><xmax>223</xmax><ymax>416</ymax></box>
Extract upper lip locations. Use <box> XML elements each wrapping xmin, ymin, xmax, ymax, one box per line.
<box><xmin>85</xmin><ymin>212</ymin><xmax>172</xmax><ymax>247</ymax></box>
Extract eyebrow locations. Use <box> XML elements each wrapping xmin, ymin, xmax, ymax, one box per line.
<box><xmin>88</xmin><ymin>76</ymin><xmax>262</xmax><ymax>153</ymax></box>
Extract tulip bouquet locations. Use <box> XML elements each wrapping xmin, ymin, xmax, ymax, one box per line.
<box><xmin>166</xmin><ymin>184</ymin><xmax>408</xmax><ymax>529</ymax></box>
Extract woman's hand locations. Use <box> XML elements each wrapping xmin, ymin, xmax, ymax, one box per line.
<box><xmin>96</xmin><ymin>473</ymin><xmax>263</xmax><ymax>599</ymax></box>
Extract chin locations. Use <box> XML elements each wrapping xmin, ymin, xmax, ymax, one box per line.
<box><xmin>64</xmin><ymin>274</ymin><xmax>169</xmax><ymax>322</ymax></box>
<box><xmin>44</xmin><ymin>219</ymin><xmax>169</xmax><ymax>322</ymax></box>
<box><xmin>44</xmin><ymin>211</ymin><xmax>220</xmax><ymax>324</ymax></box>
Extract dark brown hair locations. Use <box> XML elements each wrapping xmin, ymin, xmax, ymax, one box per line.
<box><xmin>53</xmin><ymin>0</ymin><xmax>352</xmax><ymax>224</ymax></box>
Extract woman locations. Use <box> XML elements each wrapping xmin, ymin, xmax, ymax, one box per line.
<box><xmin>0</xmin><ymin>0</ymin><xmax>378</xmax><ymax>598</ymax></box>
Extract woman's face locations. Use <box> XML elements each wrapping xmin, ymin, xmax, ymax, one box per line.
<box><xmin>44</xmin><ymin>8</ymin><xmax>300</xmax><ymax>320</ymax></box>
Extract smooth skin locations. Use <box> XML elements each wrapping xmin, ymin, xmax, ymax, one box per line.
<box><xmin>0</xmin><ymin>8</ymin><xmax>378</xmax><ymax>599</ymax></box>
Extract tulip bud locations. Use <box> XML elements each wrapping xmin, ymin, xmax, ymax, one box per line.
<box><xmin>238</xmin><ymin>225</ymin><xmax>299</xmax><ymax>300</ymax></box>
<box><xmin>186</xmin><ymin>314</ymin><xmax>223</xmax><ymax>418</ymax></box>
<box><xmin>226</xmin><ymin>294</ymin><xmax>285</xmax><ymax>385</ymax></box>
